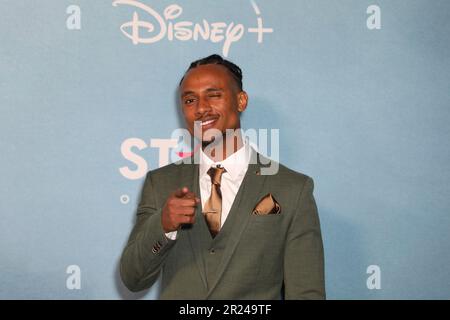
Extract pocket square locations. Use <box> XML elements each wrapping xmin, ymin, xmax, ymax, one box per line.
<box><xmin>252</xmin><ymin>193</ymin><xmax>281</xmax><ymax>215</ymax></box>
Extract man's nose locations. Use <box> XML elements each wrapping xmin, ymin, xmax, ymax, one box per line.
<box><xmin>196</xmin><ymin>98</ymin><xmax>212</xmax><ymax>115</ymax></box>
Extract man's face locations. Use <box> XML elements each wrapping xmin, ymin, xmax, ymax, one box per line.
<box><xmin>179</xmin><ymin>64</ymin><xmax>248</xmax><ymax>143</ymax></box>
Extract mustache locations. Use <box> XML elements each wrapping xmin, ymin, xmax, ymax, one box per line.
<box><xmin>194</xmin><ymin>114</ymin><xmax>219</xmax><ymax>122</ymax></box>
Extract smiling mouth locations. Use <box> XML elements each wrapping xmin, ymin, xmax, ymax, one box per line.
<box><xmin>201</xmin><ymin>119</ymin><xmax>217</xmax><ymax>127</ymax></box>
<box><xmin>197</xmin><ymin>117</ymin><xmax>218</xmax><ymax>129</ymax></box>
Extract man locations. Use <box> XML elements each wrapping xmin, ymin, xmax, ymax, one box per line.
<box><xmin>120</xmin><ymin>54</ymin><xmax>325</xmax><ymax>299</ymax></box>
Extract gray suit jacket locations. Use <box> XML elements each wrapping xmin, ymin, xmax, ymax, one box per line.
<box><xmin>120</xmin><ymin>151</ymin><xmax>325</xmax><ymax>299</ymax></box>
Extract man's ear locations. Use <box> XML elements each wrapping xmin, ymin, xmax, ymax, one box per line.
<box><xmin>237</xmin><ymin>91</ymin><xmax>248</xmax><ymax>112</ymax></box>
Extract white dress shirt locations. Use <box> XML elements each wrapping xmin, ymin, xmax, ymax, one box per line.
<box><xmin>165</xmin><ymin>140</ymin><xmax>252</xmax><ymax>240</ymax></box>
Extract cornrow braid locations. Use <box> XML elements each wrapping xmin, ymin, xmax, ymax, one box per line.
<box><xmin>179</xmin><ymin>54</ymin><xmax>243</xmax><ymax>91</ymax></box>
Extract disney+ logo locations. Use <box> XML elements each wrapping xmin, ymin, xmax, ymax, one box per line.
<box><xmin>112</xmin><ymin>0</ymin><xmax>273</xmax><ymax>56</ymax></box>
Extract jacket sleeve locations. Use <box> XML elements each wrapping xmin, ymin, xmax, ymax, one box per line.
<box><xmin>120</xmin><ymin>171</ymin><xmax>176</xmax><ymax>292</ymax></box>
<box><xmin>283</xmin><ymin>177</ymin><xmax>326</xmax><ymax>299</ymax></box>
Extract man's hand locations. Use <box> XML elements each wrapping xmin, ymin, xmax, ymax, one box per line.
<box><xmin>161</xmin><ymin>187</ymin><xmax>200</xmax><ymax>233</ymax></box>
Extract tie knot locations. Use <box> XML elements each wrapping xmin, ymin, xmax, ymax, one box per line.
<box><xmin>207</xmin><ymin>166</ymin><xmax>226</xmax><ymax>185</ymax></box>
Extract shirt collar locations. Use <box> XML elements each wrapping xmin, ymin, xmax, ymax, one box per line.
<box><xmin>199</xmin><ymin>139</ymin><xmax>251</xmax><ymax>181</ymax></box>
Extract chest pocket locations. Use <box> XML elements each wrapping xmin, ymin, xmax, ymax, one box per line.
<box><xmin>244</xmin><ymin>213</ymin><xmax>285</xmax><ymax>246</ymax></box>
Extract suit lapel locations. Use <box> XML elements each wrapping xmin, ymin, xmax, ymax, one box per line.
<box><xmin>206</xmin><ymin>151</ymin><xmax>269</xmax><ymax>297</ymax></box>
<box><xmin>180</xmin><ymin>159</ymin><xmax>209</xmax><ymax>291</ymax></box>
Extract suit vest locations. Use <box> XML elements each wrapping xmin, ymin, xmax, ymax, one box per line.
<box><xmin>196</xmin><ymin>195</ymin><xmax>242</xmax><ymax>289</ymax></box>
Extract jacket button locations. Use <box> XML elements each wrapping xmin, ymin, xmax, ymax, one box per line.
<box><xmin>210</xmin><ymin>249</ymin><xmax>215</xmax><ymax>254</ymax></box>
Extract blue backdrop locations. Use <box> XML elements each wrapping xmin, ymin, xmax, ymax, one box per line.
<box><xmin>1</xmin><ymin>0</ymin><xmax>449</xmax><ymax>299</ymax></box>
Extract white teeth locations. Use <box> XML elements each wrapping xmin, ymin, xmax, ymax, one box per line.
<box><xmin>201</xmin><ymin>119</ymin><xmax>216</xmax><ymax>126</ymax></box>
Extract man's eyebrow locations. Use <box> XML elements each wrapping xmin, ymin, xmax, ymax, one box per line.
<box><xmin>181</xmin><ymin>88</ymin><xmax>223</xmax><ymax>97</ymax></box>
<box><xmin>205</xmin><ymin>87</ymin><xmax>223</xmax><ymax>93</ymax></box>
<box><xmin>181</xmin><ymin>90</ymin><xmax>195</xmax><ymax>97</ymax></box>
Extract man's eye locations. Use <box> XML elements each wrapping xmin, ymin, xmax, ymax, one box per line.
<box><xmin>184</xmin><ymin>98</ymin><xmax>195</xmax><ymax>104</ymax></box>
<box><xmin>208</xmin><ymin>94</ymin><xmax>221</xmax><ymax>98</ymax></box>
